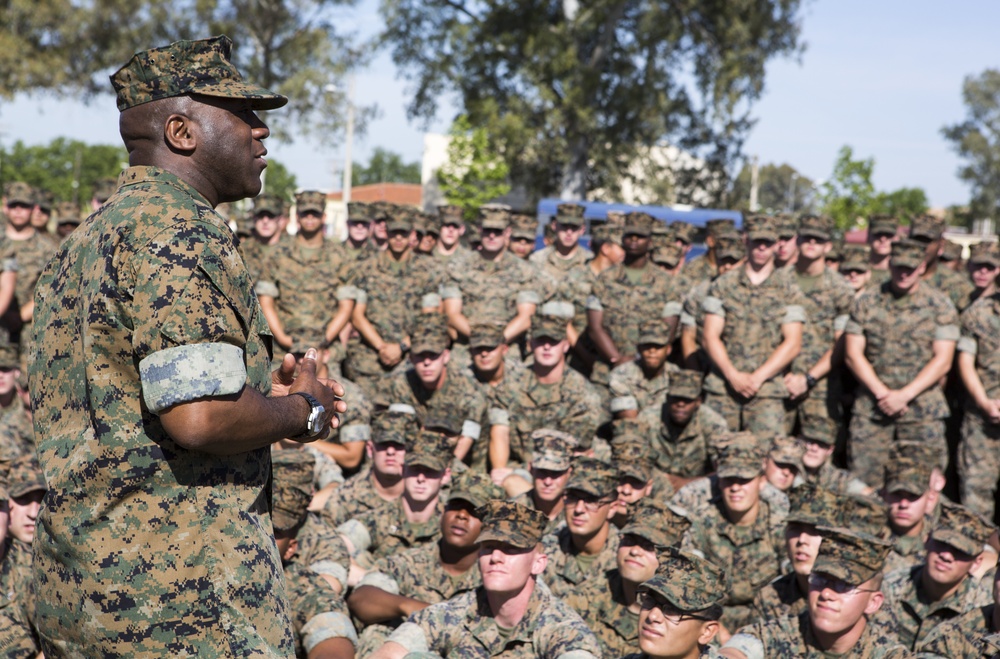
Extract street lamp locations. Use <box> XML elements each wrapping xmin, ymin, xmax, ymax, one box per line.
<box><xmin>324</xmin><ymin>77</ymin><xmax>355</xmax><ymax>205</ymax></box>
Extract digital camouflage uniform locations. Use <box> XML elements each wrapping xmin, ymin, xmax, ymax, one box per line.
<box><xmin>679</xmin><ymin>233</ymin><xmax>745</xmax><ymax>372</ymax></box>
<box><xmin>530</xmin><ymin>204</ymin><xmax>594</xmax><ymax>339</ymax></box>
<box><xmin>927</xmin><ymin>263</ymin><xmax>976</xmax><ymax>312</ymax></box>
<box><xmin>635</xmin><ymin>400</ymin><xmax>728</xmax><ymax>478</ymax></box>
<box><xmin>751</xmin><ymin>573</ymin><xmax>809</xmax><ymax>623</ymax></box>
<box><xmin>956</xmin><ymin>291</ymin><xmax>1000</xmax><ymax>517</ymax></box>
<box><xmin>882</xmin><ymin>444</ymin><xmax>941</xmax><ymax>576</ymax></box>
<box><xmin>29</xmin><ymin>160</ymin><xmax>294</xmax><ymax>653</ymax></box>
<box><xmin>441</xmin><ymin>248</ymin><xmax>540</xmax><ymax>327</ymax></box>
<box><xmin>1</xmin><ymin>231</ymin><xmax>56</xmax><ymax>352</ymax></box>
<box><xmin>319</xmin><ymin>464</ymin><xmax>399</xmax><ymax>529</ymax></box>
<box><xmin>376</xmin><ymin>368</ymin><xmax>487</xmax><ymax>451</ymax></box>
<box><xmin>701</xmin><ymin>238</ymin><xmax>807</xmax><ymax>439</ymax></box>
<box><xmin>283</xmin><ymin>562</ymin><xmax>358</xmax><ymax>659</ymax></box>
<box><xmin>0</xmin><ymin>593</ymin><xmax>38</xmax><ymax>658</ymax></box>
<box><xmin>670</xmin><ymin>474</ymin><xmax>790</xmax><ymax>524</ymax></box>
<box><xmin>386</xmin><ymin>582</ymin><xmax>601</xmax><ymax>659</ymax></box>
<box><xmin>915</xmin><ymin>603</ymin><xmax>996</xmax><ymax>658</ymax></box>
<box><xmin>609</xmin><ymin>358</ymin><xmax>680</xmax><ymax>417</ymax></box>
<box><xmin>844</xmin><ymin>250</ymin><xmax>959</xmax><ymax>488</ymax></box>
<box><xmin>0</xmin><ymin>538</ymin><xmax>32</xmax><ymax>605</ymax></box>
<box><xmin>345</xmin><ymin>248</ymin><xmax>444</xmax><ymax>397</ymax></box>
<box><xmin>239</xmin><ymin>192</ymin><xmax>288</xmax><ymax>284</ymax></box>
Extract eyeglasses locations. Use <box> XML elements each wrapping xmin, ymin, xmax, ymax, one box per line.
<box><xmin>808</xmin><ymin>573</ymin><xmax>877</xmax><ymax>596</ymax></box>
<box><xmin>564</xmin><ymin>491</ymin><xmax>614</xmax><ymax>511</ymax></box>
<box><xmin>637</xmin><ymin>592</ymin><xmax>710</xmax><ymax>623</ymax></box>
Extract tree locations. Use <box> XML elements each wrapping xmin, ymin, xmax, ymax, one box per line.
<box><xmin>730</xmin><ymin>162</ymin><xmax>817</xmax><ymax>214</ymax></box>
<box><xmin>380</xmin><ymin>0</ymin><xmax>805</xmax><ymax>202</ymax></box>
<box><xmin>0</xmin><ymin>138</ymin><xmax>126</xmax><ymax>204</ymax></box>
<box><xmin>352</xmin><ymin>148</ymin><xmax>421</xmax><ymax>186</ymax></box>
<box><xmin>436</xmin><ymin>115</ymin><xmax>511</xmax><ymax>222</ymax></box>
<box><xmin>1</xmin><ymin>0</ymin><xmax>372</xmax><ymax>146</ymax></box>
<box><xmin>820</xmin><ymin>146</ymin><xmax>928</xmax><ymax>230</ymax></box>
<box><xmin>872</xmin><ymin>187</ymin><xmax>928</xmax><ymax>221</ymax></box>
<box><xmin>942</xmin><ymin>69</ymin><xmax>1000</xmax><ymax>220</ymax></box>
<box><xmin>261</xmin><ymin>158</ymin><xmax>297</xmax><ymax>205</ymax></box>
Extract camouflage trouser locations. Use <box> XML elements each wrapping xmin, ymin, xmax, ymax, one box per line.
<box><xmin>959</xmin><ymin>407</ymin><xmax>1000</xmax><ymax>518</ymax></box>
<box><xmin>848</xmin><ymin>416</ymin><xmax>947</xmax><ymax>490</ymax></box>
<box><xmin>703</xmin><ymin>393</ymin><xmax>785</xmax><ymax>449</ymax></box>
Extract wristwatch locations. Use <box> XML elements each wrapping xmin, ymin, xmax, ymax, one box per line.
<box><xmin>805</xmin><ymin>373</ymin><xmax>818</xmax><ymax>390</ymax></box>
<box><xmin>289</xmin><ymin>392</ymin><xmax>326</xmax><ymax>440</ymax></box>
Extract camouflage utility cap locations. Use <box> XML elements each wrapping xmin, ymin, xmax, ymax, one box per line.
<box><xmin>295</xmin><ymin>190</ymin><xmax>326</xmax><ymax>215</ymax></box>
<box><xmin>909</xmin><ymin>214</ymin><xmax>945</xmax><ymax>241</ymax></box>
<box><xmin>606</xmin><ymin>210</ymin><xmax>627</xmax><ymax>226</ymax></box>
<box><xmin>812</xmin><ymin>526</ymin><xmax>891</xmax><ymax>586</ymax></box>
<box><xmin>479</xmin><ymin>205</ymin><xmax>511</xmax><ymax>230</ymax></box>
<box><xmin>372</xmin><ymin>410</ymin><xmax>418</xmax><ymax>446</ymax></box>
<box><xmin>637</xmin><ymin>318</ymin><xmax>671</xmax><ymax>346</ymax></box>
<box><xmin>566</xmin><ymin>457</ymin><xmax>618</xmax><ymax>499</ymax></box>
<box><xmin>555</xmin><ymin>203</ymin><xmax>586</xmax><ymax>226</ymax></box>
<box><xmin>111</xmin><ymin>35</ymin><xmax>287</xmax><ymax>112</ymax></box>
<box><xmin>706</xmin><ymin>218</ymin><xmax>736</xmax><ymax>239</ymax></box>
<box><xmin>4</xmin><ymin>182</ymin><xmax>34</xmax><ymax>206</ymax></box>
<box><xmin>940</xmin><ymin>240</ymin><xmax>962</xmax><ymax>262</ymax></box>
<box><xmin>510</xmin><ymin>213</ymin><xmax>537</xmax><ymax>240</ymax></box>
<box><xmin>476</xmin><ymin>500</ymin><xmax>549</xmax><ymax>549</ymax></box>
<box><xmin>385</xmin><ymin>208</ymin><xmax>414</xmax><ymax>233</ymax></box>
<box><xmin>448</xmin><ymin>471</ymin><xmax>505</xmax><ymax>510</ymax></box>
<box><xmin>930</xmin><ymin>501</ymin><xmax>996</xmax><ymax>556</ymax></box>
<box><xmin>775</xmin><ymin>214</ymin><xmax>797</xmax><ymax>240</ymax></box>
<box><xmin>270</xmin><ymin>450</ymin><xmax>314</xmax><ymax>532</ymax></box>
<box><xmin>800</xmin><ymin>415</ymin><xmax>837</xmax><ymax>447</ymax></box>
<box><xmin>670</xmin><ymin>221</ymin><xmax>697</xmax><ymax>245</ymax></box>
<box><xmin>840</xmin><ymin>243</ymin><xmax>871</xmax><ymax>272</ymax></box>
<box><xmin>716</xmin><ymin>432</ymin><xmax>764</xmax><ymax>479</ymax></box>
<box><xmin>531</xmin><ymin>315</ymin><xmax>567</xmax><ymax>343</ymax></box>
<box><xmin>55</xmin><ymin>201</ymin><xmax>82</xmax><ymax>225</ymax></box>
<box><xmin>883</xmin><ymin>441</ymin><xmax>935</xmax><ymax>495</ymax></box>
<box><xmin>969</xmin><ymin>241</ymin><xmax>1000</xmax><ymax>268</ymax></box>
<box><xmin>405</xmin><ymin>429</ymin><xmax>452</xmax><ymax>472</ymax></box>
<box><xmin>669</xmin><ymin>370</ymin><xmax>703</xmax><ymax>400</ymax></box>
<box><xmin>745</xmin><ymin>215</ymin><xmax>778</xmax><ymax>242</ymax></box>
<box><xmin>469</xmin><ymin>322</ymin><xmax>506</xmax><ymax>349</ymax></box>
<box><xmin>347</xmin><ymin>201</ymin><xmax>372</xmax><ymax>222</ymax></box>
<box><xmin>621</xmin><ymin>500</ymin><xmax>691</xmax><ymax>549</ymax></box>
<box><xmin>8</xmin><ymin>453</ymin><xmax>46</xmax><ymax>498</ymax></box>
<box><xmin>0</xmin><ymin>345</ymin><xmax>19</xmax><ymax>369</ymax></box>
<box><xmin>410</xmin><ymin>313</ymin><xmax>451</xmax><ymax>354</ymax></box>
<box><xmin>253</xmin><ymin>193</ymin><xmax>284</xmax><ymax>218</ymax></box>
<box><xmin>769</xmin><ymin>435</ymin><xmax>804</xmax><ymax>472</ymax></box>
<box><xmin>34</xmin><ymin>189</ymin><xmax>54</xmax><ymax>212</ymax></box>
<box><xmin>787</xmin><ymin>484</ymin><xmax>845</xmax><ymax>528</ymax></box>
<box><xmin>624</xmin><ymin>211</ymin><xmax>655</xmax><ymax>237</ymax></box>
<box><xmin>715</xmin><ymin>234</ymin><xmax>745</xmax><ymax>262</ymax></box>
<box><xmin>642</xmin><ymin>546</ymin><xmax>727</xmax><ymax>611</ymax></box>
<box><xmin>868</xmin><ymin>215</ymin><xmax>898</xmax><ymax>238</ymax></box>
<box><xmin>590</xmin><ymin>221</ymin><xmax>622</xmax><ymax>245</ymax></box>
<box><xmin>438</xmin><ymin>204</ymin><xmax>464</xmax><ymax>226</ymax></box>
<box><xmin>890</xmin><ymin>238</ymin><xmax>926</xmax><ymax>269</ymax></box>
<box><xmin>423</xmin><ymin>408</ymin><xmax>464</xmax><ymax>438</ymax></box>
<box><xmin>798</xmin><ymin>215</ymin><xmax>833</xmax><ymax>241</ymax></box>
<box><xmin>611</xmin><ymin>432</ymin><xmax>655</xmax><ymax>483</ymax></box>
<box><xmin>531</xmin><ymin>429</ymin><xmax>576</xmax><ymax>471</ymax></box>
<box><xmin>651</xmin><ymin>244</ymin><xmax>683</xmax><ymax>268</ymax></box>
<box><xmin>827</xmin><ymin>238</ymin><xmax>844</xmax><ymax>262</ymax></box>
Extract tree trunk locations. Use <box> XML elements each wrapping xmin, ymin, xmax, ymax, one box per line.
<box><xmin>559</xmin><ymin>137</ymin><xmax>588</xmax><ymax>200</ymax></box>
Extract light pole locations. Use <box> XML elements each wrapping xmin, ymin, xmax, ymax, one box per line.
<box><xmin>325</xmin><ymin>77</ymin><xmax>355</xmax><ymax>204</ymax></box>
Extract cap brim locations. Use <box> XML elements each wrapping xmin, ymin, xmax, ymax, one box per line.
<box><xmin>717</xmin><ymin>465</ymin><xmax>761</xmax><ymax>480</ymax></box>
<box><xmin>193</xmin><ymin>81</ymin><xmax>288</xmax><ymax>110</ymax></box>
<box><xmin>477</xmin><ymin>528</ymin><xmax>537</xmax><ymax>549</ymax></box>
<box><xmin>931</xmin><ymin>529</ymin><xmax>982</xmax><ymax>556</ymax></box>
<box><xmin>890</xmin><ymin>256</ymin><xmax>924</xmax><ymax>269</ymax></box>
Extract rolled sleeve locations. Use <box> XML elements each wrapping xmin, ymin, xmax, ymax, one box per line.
<box><xmin>489</xmin><ymin>407</ymin><xmax>510</xmax><ymax>427</ymax></box>
<box><xmin>139</xmin><ymin>343</ymin><xmax>246</xmax><ymax>414</ymax></box>
<box><xmin>782</xmin><ymin>304</ymin><xmax>806</xmax><ymax>324</ymax></box>
<box><xmin>2</xmin><ymin>258</ymin><xmax>17</xmax><ymax>273</ymax></box>
<box><xmin>254</xmin><ymin>280</ymin><xmax>279</xmax><ymax>298</ymax></box>
<box><xmin>833</xmin><ymin>314</ymin><xmax>849</xmax><ymax>333</ymax></box>
<box><xmin>610</xmin><ymin>395</ymin><xmax>638</xmax><ymax>413</ymax></box>
<box><xmin>516</xmin><ymin>290</ymin><xmax>540</xmax><ymax>306</ymax></box>
<box><xmin>357</xmin><ymin>569</ymin><xmax>400</xmax><ymax>594</ymax></box>
<box><xmin>723</xmin><ymin>633</ymin><xmax>765</xmax><ymax>659</ymax></box>
<box><xmin>680</xmin><ymin>311</ymin><xmax>696</xmax><ymax>328</ymax></box>
<box><xmin>957</xmin><ymin>336</ymin><xmax>978</xmax><ymax>354</ymax></box>
<box><xmin>339</xmin><ymin>423</ymin><xmax>371</xmax><ymax>444</ymax></box>
<box><xmin>935</xmin><ymin>324</ymin><xmax>960</xmax><ymax>342</ymax></box>
<box><xmin>440</xmin><ymin>285</ymin><xmax>462</xmax><ymax>300</ymax></box>
<box><xmin>461</xmin><ymin>420</ymin><xmax>482</xmax><ymax>441</ymax></box>
<box><xmin>335</xmin><ymin>285</ymin><xmax>358</xmax><ymax>301</ymax></box>
<box><xmin>386</xmin><ymin>621</ymin><xmax>429</xmax><ymax>653</ymax></box>
<box><xmin>302</xmin><ymin>612</ymin><xmax>358</xmax><ymax>652</ymax></box>
<box><xmin>389</xmin><ymin>403</ymin><xmax>417</xmax><ymax>415</ymax></box>
<box><xmin>702</xmin><ymin>295</ymin><xmax>724</xmax><ymax>317</ymax></box>
<box><xmin>585</xmin><ymin>295</ymin><xmax>603</xmax><ymax>311</ymax></box>
<box><xmin>354</xmin><ymin>289</ymin><xmax>369</xmax><ymax>305</ymax></box>
<box><xmin>662</xmin><ymin>301</ymin><xmax>682</xmax><ymax>318</ymax></box>
<box><xmin>336</xmin><ymin>519</ymin><xmax>372</xmax><ymax>556</ymax></box>
<box><xmin>540</xmin><ymin>301</ymin><xmax>574</xmax><ymax>318</ymax></box>
<box><xmin>421</xmin><ymin>293</ymin><xmax>442</xmax><ymax>308</ymax></box>
<box><xmin>310</xmin><ymin>561</ymin><xmax>348</xmax><ymax>590</ymax></box>
<box><xmin>844</xmin><ymin>318</ymin><xmax>863</xmax><ymax>335</ymax></box>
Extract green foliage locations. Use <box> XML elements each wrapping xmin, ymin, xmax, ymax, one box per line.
<box><xmin>730</xmin><ymin>162</ymin><xmax>817</xmax><ymax>214</ymax></box>
<box><xmin>942</xmin><ymin>69</ymin><xmax>1000</xmax><ymax>220</ymax></box>
<box><xmin>261</xmin><ymin>159</ymin><xmax>297</xmax><ymax>205</ymax></box>
<box><xmin>820</xmin><ymin>146</ymin><xmax>928</xmax><ymax>230</ymax></box>
<box><xmin>0</xmin><ymin>0</ymin><xmax>372</xmax><ymax>146</ymax></box>
<box><xmin>381</xmin><ymin>0</ymin><xmax>805</xmax><ymax>201</ymax></box>
<box><xmin>352</xmin><ymin>148</ymin><xmax>421</xmax><ymax>186</ymax></box>
<box><xmin>0</xmin><ymin>139</ymin><xmax>126</xmax><ymax>204</ymax></box>
<box><xmin>436</xmin><ymin>115</ymin><xmax>511</xmax><ymax>222</ymax></box>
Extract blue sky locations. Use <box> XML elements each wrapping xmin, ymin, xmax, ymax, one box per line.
<box><xmin>1</xmin><ymin>0</ymin><xmax>996</xmax><ymax>209</ymax></box>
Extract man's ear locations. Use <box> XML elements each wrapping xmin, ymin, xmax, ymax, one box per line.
<box><xmin>164</xmin><ymin>113</ymin><xmax>197</xmax><ymax>152</ymax></box>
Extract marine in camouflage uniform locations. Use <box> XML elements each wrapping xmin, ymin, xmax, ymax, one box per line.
<box><xmin>377</xmin><ymin>499</ymin><xmax>601</xmax><ymax>659</ymax></box>
<box><xmin>318</xmin><ymin>411</ymin><xmax>413</xmax><ymax>529</ymax></box>
<box><xmin>256</xmin><ymin>189</ymin><xmax>358</xmax><ymax>362</ymax></box>
<box><xmin>433</xmin><ymin>204</ymin><xmax>473</xmax><ymax>266</ymax></box>
<box><xmin>0</xmin><ymin>455</ymin><xmax>43</xmax><ymax>605</ymax></box>
<box><xmin>623</xmin><ymin>547</ymin><xmax>729</xmax><ymax>659</ymax></box>
<box><xmin>337</xmin><ymin>201</ymin><xmax>380</xmax><ymax>262</ymax></box>
<box><xmin>956</xmin><ymin>265</ymin><xmax>1000</xmax><ymax>517</ymax></box>
<box><xmin>798</xmin><ymin>415</ymin><xmax>872</xmax><ymax>497</ymax></box>
<box><xmin>844</xmin><ymin>238</ymin><xmax>959</xmax><ymax>488</ymax></box>
<box><xmin>609</xmin><ymin>318</ymin><xmax>680</xmax><ymax>418</ymax></box>
<box><xmin>882</xmin><ymin>442</ymin><xmax>942</xmax><ymax>576</ymax></box>
<box><xmin>701</xmin><ymin>216</ymin><xmax>807</xmax><ymax>441</ymax></box>
<box><xmin>910</xmin><ymin>214</ymin><xmax>975</xmax><ymax>311</ymax></box>
<box><xmin>634</xmin><ymin>369</ymin><xmax>728</xmax><ymax>480</ymax></box>
<box><xmin>724</xmin><ymin>526</ymin><xmax>910</xmax><ymax>659</ymax></box>
<box><xmin>270</xmin><ymin>450</ymin><xmax>358</xmax><ymax>658</ymax></box>
<box><xmin>337</xmin><ymin>429</ymin><xmax>451</xmax><ymax>563</ymax></box>
<box><xmin>509</xmin><ymin>429</ymin><xmax>576</xmax><ymax>535</ymax></box>
<box><xmin>867</xmin><ymin>214</ymin><xmax>898</xmax><ymax>288</ymax></box>
<box><xmin>679</xmin><ymin>217</ymin><xmax>738</xmax><ymax>294</ymax></box>
<box><xmin>785</xmin><ymin>215</ymin><xmax>855</xmax><ymax>431</ymax></box>
<box><xmin>346</xmin><ymin>210</ymin><xmax>443</xmax><ymax>398</ymax></box>
<box><xmin>915</xmin><ymin>585</ymin><xmax>1000</xmax><ymax>659</ymax></box>
<box><xmin>587</xmin><ymin>211</ymin><xmax>682</xmax><ymax>376</ymax></box>
<box><xmin>239</xmin><ymin>192</ymin><xmax>288</xmax><ymax>284</ymax></box>
<box><xmin>679</xmin><ymin>232</ymin><xmax>744</xmax><ymax>371</ymax></box>
<box><xmin>0</xmin><ymin>592</ymin><xmax>39</xmax><ymax>658</ymax></box>
<box><xmin>680</xmin><ymin>434</ymin><xmax>787</xmax><ymax>632</ymax></box>
<box><xmin>489</xmin><ymin>315</ymin><xmax>602</xmax><ymax>473</ymax></box>
<box><xmin>28</xmin><ymin>37</ymin><xmax>314</xmax><ymax>656</ymax></box>
<box><xmin>571</xmin><ymin>217</ymin><xmax>623</xmax><ymax>389</ymax></box>
<box><xmin>541</xmin><ymin>457</ymin><xmax>622</xmax><ymax>600</ymax></box>
<box><xmin>349</xmin><ymin>471</ymin><xmax>502</xmax><ymax>656</ymax></box>
<box><xmin>871</xmin><ymin>502</ymin><xmax>996</xmax><ymax>650</ymax></box>
<box><xmin>608</xmin><ymin>431</ymin><xmax>676</xmax><ymax>528</ymax></box>
<box><xmin>564</xmin><ymin>501</ymin><xmax>690</xmax><ymax>657</ymax></box>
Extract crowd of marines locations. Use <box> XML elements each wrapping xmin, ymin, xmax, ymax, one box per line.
<box><xmin>3</xmin><ymin>170</ymin><xmax>1000</xmax><ymax>659</ymax></box>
